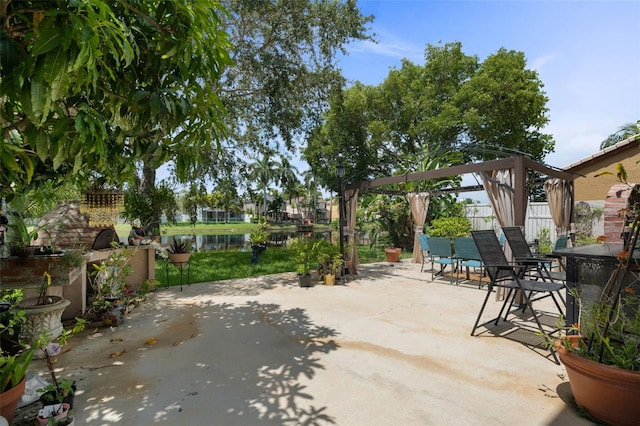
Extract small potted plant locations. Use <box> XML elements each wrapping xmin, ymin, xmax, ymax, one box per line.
<box><xmin>248</xmin><ymin>226</ymin><xmax>268</xmax><ymax>265</ymax></box>
<box><xmin>291</xmin><ymin>237</ymin><xmax>320</xmax><ymax>287</ymax></box>
<box><xmin>37</xmin><ymin>348</ymin><xmax>78</xmax><ymax>425</ymax></box>
<box><xmin>0</xmin><ymin>344</ymin><xmax>36</xmax><ymax>423</ymax></box>
<box><xmin>88</xmin><ymin>245</ymin><xmax>133</xmax><ymax>326</ymax></box>
<box><xmin>316</xmin><ymin>240</ymin><xmax>343</xmax><ymax>285</ymax></box>
<box><xmin>167</xmin><ymin>237</ymin><xmax>192</xmax><ymax>266</ymax></box>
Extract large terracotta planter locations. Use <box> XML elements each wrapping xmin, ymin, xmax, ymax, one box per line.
<box><xmin>557</xmin><ymin>344</ymin><xmax>640</xmax><ymax>426</ymax></box>
<box><xmin>18</xmin><ymin>296</ymin><xmax>70</xmax><ymax>344</ymax></box>
<box><xmin>384</xmin><ymin>247</ymin><xmax>401</xmax><ymax>262</ymax></box>
<box><xmin>0</xmin><ymin>376</ymin><xmax>26</xmax><ymax>424</ymax></box>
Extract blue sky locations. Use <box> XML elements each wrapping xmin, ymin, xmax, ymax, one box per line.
<box><xmin>337</xmin><ymin>0</ymin><xmax>640</xmax><ymax>170</ymax></box>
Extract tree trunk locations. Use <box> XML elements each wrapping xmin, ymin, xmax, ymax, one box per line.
<box><xmin>141</xmin><ymin>163</ymin><xmax>160</xmax><ymax>234</ymax></box>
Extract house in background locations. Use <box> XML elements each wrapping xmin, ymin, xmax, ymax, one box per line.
<box><xmin>564</xmin><ymin>134</ymin><xmax>640</xmax><ymax>241</ymax></box>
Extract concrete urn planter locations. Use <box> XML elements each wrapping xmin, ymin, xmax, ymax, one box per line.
<box><xmin>18</xmin><ymin>296</ymin><xmax>71</xmax><ymax>345</ymax></box>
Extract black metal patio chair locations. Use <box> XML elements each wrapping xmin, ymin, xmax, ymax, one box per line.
<box><xmin>470</xmin><ymin>230</ymin><xmax>566</xmax><ymax>364</ymax></box>
<box><xmin>502</xmin><ymin>227</ymin><xmax>565</xmax><ymax>283</ymax></box>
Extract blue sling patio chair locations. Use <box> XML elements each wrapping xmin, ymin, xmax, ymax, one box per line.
<box><xmin>427</xmin><ymin>237</ymin><xmax>457</xmax><ymax>282</ymax></box>
<box><xmin>471</xmin><ymin>230</ymin><xmax>566</xmax><ymax>364</ymax></box>
<box><xmin>418</xmin><ymin>234</ymin><xmax>431</xmax><ymax>272</ymax></box>
<box><xmin>453</xmin><ymin>237</ymin><xmax>484</xmax><ymax>287</ymax></box>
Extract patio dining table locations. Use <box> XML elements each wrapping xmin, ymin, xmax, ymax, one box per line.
<box><xmin>553</xmin><ymin>243</ymin><xmax>640</xmax><ymax>326</ymax></box>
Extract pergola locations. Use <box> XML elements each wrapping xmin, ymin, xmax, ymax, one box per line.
<box><xmin>340</xmin><ymin>156</ymin><xmax>576</xmax><ymax>273</ymax></box>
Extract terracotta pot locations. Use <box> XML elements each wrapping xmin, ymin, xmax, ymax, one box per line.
<box><xmin>168</xmin><ymin>252</ymin><xmax>191</xmax><ymax>266</ymax></box>
<box><xmin>557</xmin><ymin>343</ymin><xmax>640</xmax><ymax>426</ymax></box>
<box><xmin>384</xmin><ymin>247</ymin><xmax>402</xmax><ymax>262</ymax></box>
<box><xmin>0</xmin><ymin>376</ymin><xmax>26</xmax><ymax>424</ymax></box>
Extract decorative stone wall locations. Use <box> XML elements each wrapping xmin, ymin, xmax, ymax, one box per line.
<box><xmin>603</xmin><ymin>183</ymin><xmax>639</xmax><ymax>243</ymax></box>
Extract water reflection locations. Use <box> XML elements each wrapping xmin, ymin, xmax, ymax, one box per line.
<box><xmin>161</xmin><ymin>231</ymin><xmax>333</xmax><ymax>252</ymax></box>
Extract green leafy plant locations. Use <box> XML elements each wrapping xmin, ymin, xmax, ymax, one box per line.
<box><xmin>88</xmin><ymin>244</ymin><xmax>133</xmax><ymax>319</ymax></box>
<box><xmin>315</xmin><ymin>239</ymin><xmax>343</xmax><ymax>275</ymax></box>
<box><xmin>291</xmin><ymin>237</ymin><xmax>320</xmax><ymax>275</ymax></box>
<box><xmin>427</xmin><ymin>216</ymin><xmax>472</xmax><ymax>239</ymax></box>
<box><xmin>168</xmin><ymin>237</ymin><xmax>192</xmax><ymax>254</ymax></box>
<box><xmin>556</xmin><ymin>163</ymin><xmax>640</xmax><ymax>371</ymax></box>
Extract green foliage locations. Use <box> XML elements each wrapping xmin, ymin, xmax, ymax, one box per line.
<box><xmin>315</xmin><ymin>239</ymin><xmax>342</xmax><ymax>275</ymax></box>
<box><xmin>305</xmin><ymin>42</ymin><xmax>553</xmax><ymax>192</ymax></box>
<box><xmin>428</xmin><ymin>217</ymin><xmax>472</xmax><ymax>239</ymax></box>
<box><xmin>88</xmin><ymin>244</ymin><xmax>133</xmax><ymax>318</ymax></box>
<box><xmin>168</xmin><ymin>238</ymin><xmax>192</xmax><ymax>254</ymax></box>
<box><xmin>1</xmin><ymin>0</ymin><xmax>231</xmax><ymax>195</ymax></box>
<box><xmin>536</xmin><ymin>228</ymin><xmax>552</xmax><ymax>255</ymax></box>
<box><xmin>361</xmin><ymin>195</ymin><xmax>413</xmax><ymax>250</ymax></box>
<box><xmin>122</xmin><ymin>181</ymin><xmax>178</xmax><ymax>234</ymax></box>
<box><xmin>290</xmin><ymin>237</ymin><xmax>322</xmax><ymax>275</ymax></box>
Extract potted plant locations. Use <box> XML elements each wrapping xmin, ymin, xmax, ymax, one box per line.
<box><xmin>17</xmin><ymin>272</ymin><xmax>71</xmax><ymax>345</ymax></box>
<box><xmin>167</xmin><ymin>237</ymin><xmax>192</xmax><ymax>266</ymax></box>
<box><xmin>36</xmin><ymin>346</ymin><xmax>79</xmax><ymax>425</ymax></box>
<box><xmin>316</xmin><ymin>239</ymin><xmax>343</xmax><ymax>285</ymax></box>
<box><xmin>553</xmin><ymin>165</ymin><xmax>640</xmax><ymax>426</ymax></box>
<box><xmin>0</xmin><ymin>343</ymin><xmax>37</xmax><ymax>423</ymax></box>
<box><xmin>88</xmin><ymin>245</ymin><xmax>133</xmax><ymax>326</ymax></box>
<box><xmin>291</xmin><ymin>237</ymin><xmax>319</xmax><ymax>287</ymax></box>
<box><xmin>248</xmin><ymin>224</ymin><xmax>268</xmax><ymax>265</ymax></box>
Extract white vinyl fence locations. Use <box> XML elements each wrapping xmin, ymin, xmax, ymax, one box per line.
<box><xmin>464</xmin><ymin>202</ymin><xmax>558</xmax><ymax>243</ymax></box>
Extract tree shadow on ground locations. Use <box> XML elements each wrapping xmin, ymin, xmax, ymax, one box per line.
<box><xmin>19</xmin><ymin>288</ymin><xmax>340</xmax><ymax>425</ymax></box>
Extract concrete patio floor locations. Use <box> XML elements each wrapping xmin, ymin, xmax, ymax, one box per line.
<box><xmin>14</xmin><ymin>260</ymin><xmax>594</xmax><ymax>425</ymax></box>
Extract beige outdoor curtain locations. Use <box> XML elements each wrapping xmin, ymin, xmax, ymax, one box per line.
<box><xmin>406</xmin><ymin>192</ymin><xmax>430</xmax><ymax>263</ymax></box>
<box><xmin>345</xmin><ymin>188</ymin><xmax>359</xmax><ymax>274</ymax></box>
<box><xmin>544</xmin><ymin>178</ymin><xmax>572</xmax><ymax>237</ymax></box>
<box><xmin>480</xmin><ymin>169</ymin><xmax>523</xmax><ymax>300</ymax></box>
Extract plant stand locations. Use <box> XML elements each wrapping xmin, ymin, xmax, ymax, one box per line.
<box><xmin>165</xmin><ymin>260</ymin><xmax>190</xmax><ymax>291</ymax></box>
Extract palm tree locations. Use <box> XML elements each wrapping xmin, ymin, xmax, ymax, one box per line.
<box><xmin>600</xmin><ymin>121</ymin><xmax>640</xmax><ymax>149</ymax></box>
<box><xmin>249</xmin><ymin>150</ymin><xmax>280</xmax><ymax>218</ymax></box>
<box><xmin>302</xmin><ymin>169</ymin><xmax>318</xmax><ymax>222</ymax></box>
<box><xmin>276</xmin><ymin>154</ymin><xmax>300</xmax><ymax>220</ymax></box>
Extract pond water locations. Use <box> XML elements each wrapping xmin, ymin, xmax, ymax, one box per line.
<box><xmin>161</xmin><ymin>231</ymin><xmax>334</xmax><ymax>252</ymax></box>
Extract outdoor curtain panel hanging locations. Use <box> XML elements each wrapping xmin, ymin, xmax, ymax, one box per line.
<box><xmin>406</xmin><ymin>192</ymin><xmax>431</xmax><ymax>264</ymax></box>
<box><xmin>544</xmin><ymin>178</ymin><xmax>573</xmax><ymax>237</ymax></box>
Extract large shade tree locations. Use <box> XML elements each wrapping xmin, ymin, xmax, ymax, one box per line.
<box><xmin>199</xmin><ymin>0</ymin><xmax>373</xmax><ymax>192</ymax></box>
<box><xmin>0</xmin><ymin>0</ymin><xmax>231</xmax><ymax>198</ymax></box>
<box><xmin>304</xmin><ymin>42</ymin><xmax>554</xmax><ymax>191</ymax></box>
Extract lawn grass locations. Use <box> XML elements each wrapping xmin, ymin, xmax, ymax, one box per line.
<box><xmin>116</xmin><ymin>222</ymin><xmax>332</xmax><ymax>237</ymax></box>
<box><xmin>156</xmin><ymin>244</ymin><xmax>412</xmax><ymax>287</ymax></box>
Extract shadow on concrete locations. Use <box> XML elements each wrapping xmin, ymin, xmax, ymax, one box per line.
<box><xmin>16</xmin><ymin>289</ymin><xmax>341</xmax><ymax>425</ymax></box>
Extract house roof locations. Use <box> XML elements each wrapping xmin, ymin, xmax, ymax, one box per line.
<box><xmin>563</xmin><ymin>133</ymin><xmax>640</xmax><ymax>172</ymax></box>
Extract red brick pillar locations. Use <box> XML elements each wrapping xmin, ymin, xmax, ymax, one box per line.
<box><xmin>604</xmin><ymin>183</ymin><xmax>638</xmax><ymax>243</ymax></box>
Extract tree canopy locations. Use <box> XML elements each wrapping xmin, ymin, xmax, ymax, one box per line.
<box><xmin>198</xmin><ymin>0</ymin><xmax>373</xmax><ymax>190</ymax></box>
<box><xmin>304</xmin><ymin>42</ymin><xmax>555</xmax><ymax>191</ymax></box>
<box><xmin>1</xmin><ymin>0</ymin><xmax>231</xmax><ymax>197</ymax></box>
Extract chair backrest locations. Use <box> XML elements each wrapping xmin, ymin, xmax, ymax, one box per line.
<box><xmin>471</xmin><ymin>230</ymin><xmax>512</xmax><ymax>283</ymax></box>
<box><xmin>453</xmin><ymin>237</ymin><xmax>481</xmax><ymax>261</ymax></box>
<box><xmin>427</xmin><ymin>237</ymin><xmax>452</xmax><ymax>257</ymax></box>
<box><xmin>502</xmin><ymin>227</ymin><xmax>534</xmax><ymax>259</ymax></box>
<box><xmin>418</xmin><ymin>234</ymin><xmax>430</xmax><ymax>252</ymax></box>
<box><xmin>553</xmin><ymin>236</ymin><xmax>569</xmax><ymax>251</ymax></box>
